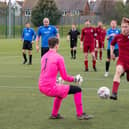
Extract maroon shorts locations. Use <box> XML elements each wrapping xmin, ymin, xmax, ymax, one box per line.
<box><xmin>83</xmin><ymin>44</ymin><xmax>95</xmax><ymax>53</ymax></box>
<box><xmin>95</xmin><ymin>40</ymin><xmax>103</xmax><ymax>48</ymax></box>
<box><xmin>117</xmin><ymin>60</ymin><xmax>129</xmax><ymax>81</ymax></box>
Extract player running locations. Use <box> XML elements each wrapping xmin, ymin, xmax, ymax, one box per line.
<box><xmin>110</xmin><ymin>17</ymin><xmax>129</xmax><ymax>100</ymax></box>
<box><xmin>80</xmin><ymin>20</ymin><xmax>97</xmax><ymax>72</ymax></box>
<box><xmin>36</xmin><ymin>18</ymin><xmax>60</xmax><ymax>57</ymax></box>
<box><xmin>38</xmin><ymin>37</ymin><xmax>93</xmax><ymax>120</ymax></box>
<box><xmin>21</xmin><ymin>22</ymin><xmax>36</xmax><ymax>65</ymax></box>
<box><xmin>104</xmin><ymin>20</ymin><xmax>121</xmax><ymax>77</ymax></box>
<box><xmin>67</xmin><ymin>24</ymin><xmax>80</xmax><ymax>59</ymax></box>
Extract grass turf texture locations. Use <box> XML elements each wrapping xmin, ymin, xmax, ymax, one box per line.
<box><xmin>0</xmin><ymin>38</ymin><xmax>129</xmax><ymax>129</ymax></box>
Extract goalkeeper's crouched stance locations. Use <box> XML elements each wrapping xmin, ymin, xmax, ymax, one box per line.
<box><xmin>38</xmin><ymin>37</ymin><xmax>93</xmax><ymax>120</ymax></box>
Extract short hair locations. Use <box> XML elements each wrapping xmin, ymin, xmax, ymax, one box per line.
<box><xmin>48</xmin><ymin>37</ymin><xmax>59</xmax><ymax>48</ymax></box>
<box><xmin>25</xmin><ymin>21</ymin><xmax>30</xmax><ymax>25</ymax></box>
<box><xmin>121</xmin><ymin>17</ymin><xmax>129</xmax><ymax>24</ymax></box>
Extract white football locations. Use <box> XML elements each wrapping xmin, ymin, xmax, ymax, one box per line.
<box><xmin>97</xmin><ymin>87</ymin><xmax>110</xmax><ymax>99</ymax></box>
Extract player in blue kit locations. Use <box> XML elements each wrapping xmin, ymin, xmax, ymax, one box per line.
<box><xmin>104</xmin><ymin>20</ymin><xmax>121</xmax><ymax>77</ymax></box>
<box><xmin>22</xmin><ymin>22</ymin><xmax>36</xmax><ymax>65</ymax></box>
<box><xmin>36</xmin><ymin>18</ymin><xmax>60</xmax><ymax>57</ymax></box>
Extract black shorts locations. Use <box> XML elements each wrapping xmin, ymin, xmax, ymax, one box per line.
<box><xmin>41</xmin><ymin>47</ymin><xmax>49</xmax><ymax>57</ymax></box>
<box><xmin>23</xmin><ymin>40</ymin><xmax>32</xmax><ymax>50</ymax></box>
<box><xmin>107</xmin><ymin>49</ymin><xmax>119</xmax><ymax>59</ymax></box>
<box><xmin>70</xmin><ymin>41</ymin><xmax>77</xmax><ymax>48</ymax></box>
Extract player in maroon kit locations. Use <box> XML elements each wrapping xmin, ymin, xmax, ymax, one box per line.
<box><xmin>95</xmin><ymin>22</ymin><xmax>104</xmax><ymax>61</ymax></box>
<box><xmin>102</xmin><ymin>26</ymin><xmax>106</xmax><ymax>49</ymax></box>
<box><xmin>80</xmin><ymin>20</ymin><xmax>97</xmax><ymax>72</ymax></box>
<box><xmin>110</xmin><ymin>17</ymin><xmax>129</xmax><ymax>100</ymax></box>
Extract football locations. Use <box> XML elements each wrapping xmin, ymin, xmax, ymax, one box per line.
<box><xmin>97</xmin><ymin>87</ymin><xmax>110</xmax><ymax>99</ymax></box>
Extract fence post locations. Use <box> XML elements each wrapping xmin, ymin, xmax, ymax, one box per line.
<box><xmin>5</xmin><ymin>8</ymin><xmax>8</xmax><ymax>38</ymax></box>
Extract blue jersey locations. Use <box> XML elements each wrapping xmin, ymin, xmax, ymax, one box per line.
<box><xmin>22</xmin><ymin>28</ymin><xmax>36</xmax><ymax>43</ymax></box>
<box><xmin>37</xmin><ymin>25</ymin><xmax>58</xmax><ymax>48</ymax></box>
<box><xmin>106</xmin><ymin>28</ymin><xmax>121</xmax><ymax>50</ymax></box>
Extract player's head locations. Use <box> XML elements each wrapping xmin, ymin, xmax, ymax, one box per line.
<box><xmin>110</xmin><ymin>20</ymin><xmax>117</xmax><ymax>29</ymax></box>
<box><xmin>48</xmin><ymin>37</ymin><xmax>59</xmax><ymax>50</ymax></box>
<box><xmin>85</xmin><ymin>20</ymin><xmax>91</xmax><ymax>27</ymax></box>
<box><xmin>98</xmin><ymin>22</ymin><xmax>103</xmax><ymax>27</ymax></box>
<box><xmin>43</xmin><ymin>18</ymin><xmax>49</xmax><ymax>27</ymax></box>
<box><xmin>121</xmin><ymin>17</ymin><xmax>129</xmax><ymax>36</ymax></box>
<box><xmin>72</xmin><ymin>24</ymin><xmax>76</xmax><ymax>30</ymax></box>
<box><xmin>25</xmin><ymin>22</ymin><xmax>30</xmax><ymax>28</ymax></box>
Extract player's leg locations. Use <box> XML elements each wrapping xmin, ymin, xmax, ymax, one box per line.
<box><xmin>91</xmin><ymin>51</ymin><xmax>97</xmax><ymax>71</ymax></box>
<box><xmin>68</xmin><ymin>85</ymin><xmax>93</xmax><ymax>120</ymax></box>
<box><xmin>99</xmin><ymin>47</ymin><xmax>103</xmax><ymax>61</ymax></box>
<box><xmin>70</xmin><ymin>42</ymin><xmax>74</xmax><ymax>59</ymax></box>
<box><xmin>84</xmin><ymin>52</ymin><xmax>88</xmax><ymax>71</ymax></box>
<box><xmin>95</xmin><ymin>40</ymin><xmax>98</xmax><ymax>60</ymax></box>
<box><xmin>110</xmin><ymin>65</ymin><xmax>124</xmax><ymax>100</ymax></box>
<box><xmin>73</xmin><ymin>42</ymin><xmax>77</xmax><ymax>59</ymax></box>
<box><xmin>28</xmin><ymin>50</ymin><xmax>32</xmax><ymax>65</ymax></box>
<box><xmin>90</xmin><ymin>44</ymin><xmax>97</xmax><ymax>71</ymax></box>
<box><xmin>22</xmin><ymin>41</ymin><xmax>28</xmax><ymax>64</ymax></box>
<box><xmin>104</xmin><ymin>50</ymin><xmax>110</xmax><ymax>77</ymax></box>
<box><xmin>28</xmin><ymin>43</ymin><xmax>32</xmax><ymax>65</ymax></box>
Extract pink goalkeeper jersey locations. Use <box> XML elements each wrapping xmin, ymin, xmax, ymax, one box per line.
<box><xmin>39</xmin><ymin>49</ymin><xmax>74</xmax><ymax>88</ymax></box>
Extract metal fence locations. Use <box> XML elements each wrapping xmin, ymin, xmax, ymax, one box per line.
<box><xmin>0</xmin><ymin>7</ymin><xmax>100</xmax><ymax>39</ymax></box>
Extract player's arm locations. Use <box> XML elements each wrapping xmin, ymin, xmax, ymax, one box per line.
<box><xmin>110</xmin><ymin>36</ymin><xmax>117</xmax><ymax>60</ymax></box>
<box><xmin>36</xmin><ymin>28</ymin><xmax>41</xmax><ymax>52</ymax></box>
<box><xmin>80</xmin><ymin>29</ymin><xmax>84</xmax><ymax>49</ymax></box>
<box><xmin>58</xmin><ymin>57</ymin><xmax>74</xmax><ymax>82</ymax></box>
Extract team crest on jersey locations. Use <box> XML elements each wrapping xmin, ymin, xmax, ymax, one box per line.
<box><xmin>48</xmin><ymin>27</ymin><xmax>51</xmax><ymax>30</ymax></box>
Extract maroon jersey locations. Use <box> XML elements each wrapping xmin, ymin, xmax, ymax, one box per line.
<box><xmin>111</xmin><ymin>34</ymin><xmax>129</xmax><ymax>64</ymax></box>
<box><xmin>81</xmin><ymin>27</ymin><xmax>96</xmax><ymax>45</ymax></box>
<box><xmin>101</xmin><ymin>29</ymin><xmax>106</xmax><ymax>42</ymax></box>
<box><xmin>95</xmin><ymin>27</ymin><xmax>103</xmax><ymax>42</ymax></box>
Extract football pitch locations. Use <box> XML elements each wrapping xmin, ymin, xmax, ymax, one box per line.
<box><xmin>0</xmin><ymin>38</ymin><xmax>129</xmax><ymax>129</ymax></box>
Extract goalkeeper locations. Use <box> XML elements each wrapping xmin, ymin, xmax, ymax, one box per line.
<box><xmin>38</xmin><ymin>37</ymin><xmax>93</xmax><ymax>120</ymax></box>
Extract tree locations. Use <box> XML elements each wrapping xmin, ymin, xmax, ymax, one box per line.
<box><xmin>31</xmin><ymin>0</ymin><xmax>61</xmax><ymax>27</ymax></box>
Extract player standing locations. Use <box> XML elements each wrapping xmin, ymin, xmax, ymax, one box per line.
<box><xmin>110</xmin><ymin>17</ymin><xmax>129</xmax><ymax>100</ymax></box>
<box><xmin>104</xmin><ymin>20</ymin><xmax>120</xmax><ymax>77</ymax></box>
<box><xmin>36</xmin><ymin>18</ymin><xmax>60</xmax><ymax>57</ymax></box>
<box><xmin>38</xmin><ymin>37</ymin><xmax>93</xmax><ymax>120</ymax></box>
<box><xmin>80</xmin><ymin>20</ymin><xmax>97</xmax><ymax>72</ymax></box>
<box><xmin>22</xmin><ymin>22</ymin><xmax>36</xmax><ymax>65</ymax></box>
<box><xmin>95</xmin><ymin>22</ymin><xmax>104</xmax><ymax>61</ymax></box>
<box><xmin>67</xmin><ymin>24</ymin><xmax>80</xmax><ymax>59</ymax></box>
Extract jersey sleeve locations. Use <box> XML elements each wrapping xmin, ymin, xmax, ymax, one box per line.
<box><xmin>58</xmin><ymin>57</ymin><xmax>74</xmax><ymax>82</ymax></box>
<box><xmin>53</xmin><ymin>26</ymin><xmax>58</xmax><ymax>36</ymax></box>
<box><xmin>37</xmin><ymin>27</ymin><xmax>41</xmax><ymax>38</ymax></box>
<box><xmin>32</xmin><ymin>29</ymin><xmax>36</xmax><ymax>41</ymax></box>
<box><xmin>81</xmin><ymin>29</ymin><xmax>84</xmax><ymax>41</ymax></box>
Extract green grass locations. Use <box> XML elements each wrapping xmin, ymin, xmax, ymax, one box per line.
<box><xmin>0</xmin><ymin>38</ymin><xmax>129</xmax><ymax>129</ymax></box>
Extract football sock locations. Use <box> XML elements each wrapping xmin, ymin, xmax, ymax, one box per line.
<box><xmin>92</xmin><ymin>60</ymin><xmax>96</xmax><ymax>68</ymax></box>
<box><xmin>52</xmin><ymin>97</ymin><xmax>63</xmax><ymax>116</ymax></box>
<box><xmin>29</xmin><ymin>55</ymin><xmax>32</xmax><ymax>64</ymax></box>
<box><xmin>112</xmin><ymin>81</ymin><xmax>120</xmax><ymax>94</ymax></box>
<box><xmin>106</xmin><ymin>61</ymin><xmax>110</xmax><ymax>72</ymax></box>
<box><xmin>95</xmin><ymin>51</ymin><xmax>98</xmax><ymax>60</ymax></box>
<box><xmin>100</xmin><ymin>50</ymin><xmax>102</xmax><ymax>60</ymax></box>
<box><xmin>84</xmin><ymin>60</ymin><xmax>88</xmax><ymax>69</ymax></box>
<box><xmin>71</xmin><ymin>50</ymin><xmax>73</xmax><ymax>58</ymax></box>
<box><xmin>23</xmin><ymin>53</ymin><xmax>27</xmax><ymax>61</ymax></box>
<box><xmin>74</xmin><ymin>50</ymin><xmax>76</xmax><ymax>58</ymax></box>
<box><xmin>74</xmin><ymin>92</ymin><xmax>83</xmax><ymax>116</ymax></box>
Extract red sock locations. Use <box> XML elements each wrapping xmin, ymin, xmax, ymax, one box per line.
<box><xmin>112</xmin><ymin>81</ymin><xmax>120</xmax><ymax>94</ymax></box>
<box><xmin>92</xmin><ymin>60</ymin><xmax>96</xmax><ymax>68</ymax></box>
<box><xmin>100</xmin><ymin>50</ymin><xmax>102</xmax><ymax>60</ymax></box>
<box><xmin>84</xmin><ymin>60</ymin><xmax>88</xmax><ymax>69</ymax></box>
<box><xmin>95</xmin><ymin>51</ymin><xmax>98</xmax><ymax>60</ymax></box>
